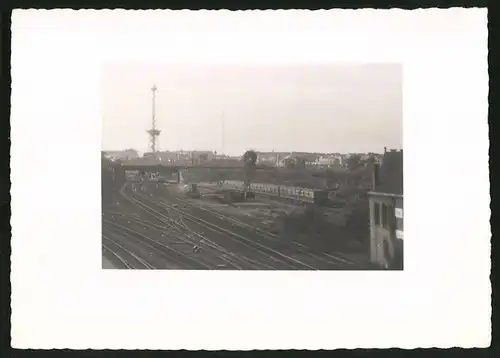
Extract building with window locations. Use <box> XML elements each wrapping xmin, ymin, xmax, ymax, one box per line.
<box><xmin>368</xmin><ymin>148</ymin><xmax>403</xmax><ymax>269</ymax></box>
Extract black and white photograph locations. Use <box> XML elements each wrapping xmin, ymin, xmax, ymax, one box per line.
<box><xmin>101</xmin><ymin>63</ymin><xmax>403</xmax><ymax>270</ymax></box>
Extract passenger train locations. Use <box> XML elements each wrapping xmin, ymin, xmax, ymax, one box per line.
<box><xmin>219</xmin><ymin>180</ymin><xmax>328</xmax><ymax>205</ymax></box>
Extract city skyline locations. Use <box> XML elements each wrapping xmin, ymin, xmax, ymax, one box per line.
<box><xmin>102</xmin><ymin>147</ymin><xmax>395</xmax><ymax>156</ymax></box>
<box><xmin>101</xmin><ymin>63</ymin><xmax>402</xmax><ymax>156</ymax></box>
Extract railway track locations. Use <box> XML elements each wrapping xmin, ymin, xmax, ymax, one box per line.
<box><xmin>106</xmin><ymin>213</ymin><xmax>256</xmax><ymax>270</ymax></box>
<box><xmin>103</xmin><ymin>219</ymin><xmax>216</xmax><ymax>270</ymax></box>
<box><xmin>173</xmin><ymin>215</ymin><xmax>274</xmax><ymax>270</ymax></box>
<box><xmin>111</xmin><ymin>186</ymin><xmax>277</xmax><ymax>269</ymax></box>
<box><xmin>104</xmin><ymin>182</ymin><xmax>369</xmax><ymax>270</ymax></box>
<box><xmin>172</xmin><ymin>193</ymin><xmax>370</xmax><ymax>269</ymax></box>
<box><xmin>102</xmin><ymin>233</ymin><xmax>155</xmax><ymax>269</ymax></box>
<box><xmin>164</xmin><ymin>195</ymin><xmax>359</xmax><ymax>269</ymax></box>
<box><xmin>123</xmin><ymin>184</ymin><xmax>314</xmax><ymax>269</ymax></box>
<box><xmin>106</xmin><ymin>211</ymin><xmax>276</xmax><ymax>270</ymax></box>
<box><xmin>158</xmin><ymin>198</ymin><xmax>317</xmax><ymax>270</ymax></box>
<box><xmin>130</xmin><ymin>188</ymin><xmax>318</xmax><ymax>270</ymax></box>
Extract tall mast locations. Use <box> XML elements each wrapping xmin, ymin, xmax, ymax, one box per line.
<box><xmin>221</xmin><ymin>113</ymin><xmax>225</xmax><ymax>155</ymax></box>
<box><xmin>146</xmin><ymin>84</ymin><xmax>161</xmax><ymax>153</ymax></box>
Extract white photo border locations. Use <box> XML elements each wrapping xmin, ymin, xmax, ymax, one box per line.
<box><xmin>10</xmin><ymin>8</ymin><xmax>490</xmax><ymax>349</ymax></box>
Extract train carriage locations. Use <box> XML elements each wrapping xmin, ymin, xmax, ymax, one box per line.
<box><xmin>251</xmin><ymin>183</ymin><xmax>263</xmax><ymax>193</ymax></box>
<box><xmin>305</xmin><ymin>189</ymin><xmax>316</xmax><ymax>203</ymax></box>
<box><xmin>280</xmin><ymin>186</ymin><xmax>290</xmax><ymax>198</ymax></box>
<box><xmin>219</xmin><ymin>180</ymin><xmax>329</xmax><ymax>206</ymax></box>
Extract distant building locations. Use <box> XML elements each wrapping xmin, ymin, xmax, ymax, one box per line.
<box><xmin>104</xmin><ymin>149</ymin><xmax>139</xmax><ymax>161</ymax></box>
<box><xmin>291</xmin><ymin>152</ymin><xmax>319</xmax><ymax>164</ymax></box>
<box><xmin>153</xmin><ymin>151</ymin><xmax>179</xmax><ymax>163</ymax></box>
<box><xmin>278</xmin><ymin>154</ymin><xmax>307</xmax><ymax>169</ymax></box>
<box><xmin>367</xmin><ymin>148</ymin><xmax>403</xmax><ymax>269</ymax></box>
<box><xmin>315</xmin><ymin>155</ymin><xmax>343</xmax><ymax>167</ymax></box>
<box><xmin>276</xmin><ymin>157</ymin><xmax>286</xmax><ymax>168</ymax></box>
<box><xmin>257</xmin><ymin>152</ymin><xmax>280</xmax><ymax>166</ymax></box>
<box><xmin>191</xmin><ymin>150</ymin><xmax>215</xmax><ymax>160</ymax></box>
<box><xmin>157</xmin><ymin>150</ymin><xmax>215</xmax><ymax>165</ymax></box>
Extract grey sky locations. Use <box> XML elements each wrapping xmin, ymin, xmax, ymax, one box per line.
<box><xmin>101</xmin><ymin>63</ymin><xmax>402</xmax><ymax>156</ymax></box>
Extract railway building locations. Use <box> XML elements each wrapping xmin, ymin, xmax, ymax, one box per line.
<box><xmin>367</xmin><ymin>148</ymin><xmax>403</xmax><ymax>269</ymax></box>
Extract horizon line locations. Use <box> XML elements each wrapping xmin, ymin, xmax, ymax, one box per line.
<box><xmin>103</xmin><ymin>147</ymin><xmax>402</xmax><ymax>155</ymax></box>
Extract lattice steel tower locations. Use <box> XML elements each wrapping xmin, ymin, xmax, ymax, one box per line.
<box><xmin>146</xmin><ymin>84</ymin><xmax>161</xmax><ymax>153</ymax></box>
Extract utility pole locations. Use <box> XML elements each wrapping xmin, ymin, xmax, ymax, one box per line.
<box><xmin>221</xmin><ymin>113</ymin><xmax>225</xmax><ymax>156</ymax></box>
<box><xmin>146</xmin><ymin>84</ymin><xmax>161</xmax><ymax>154</ymax></box>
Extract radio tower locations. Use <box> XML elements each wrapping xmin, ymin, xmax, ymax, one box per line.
<box><xmin>146</xmin><ymin>84</ymin><xmax>161</xmax><ymax>153</ymax></box>
<box><xmin>221</xmin><ymin>113</ymin><xmax>225</xmax><ymax>156</ymax></box>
